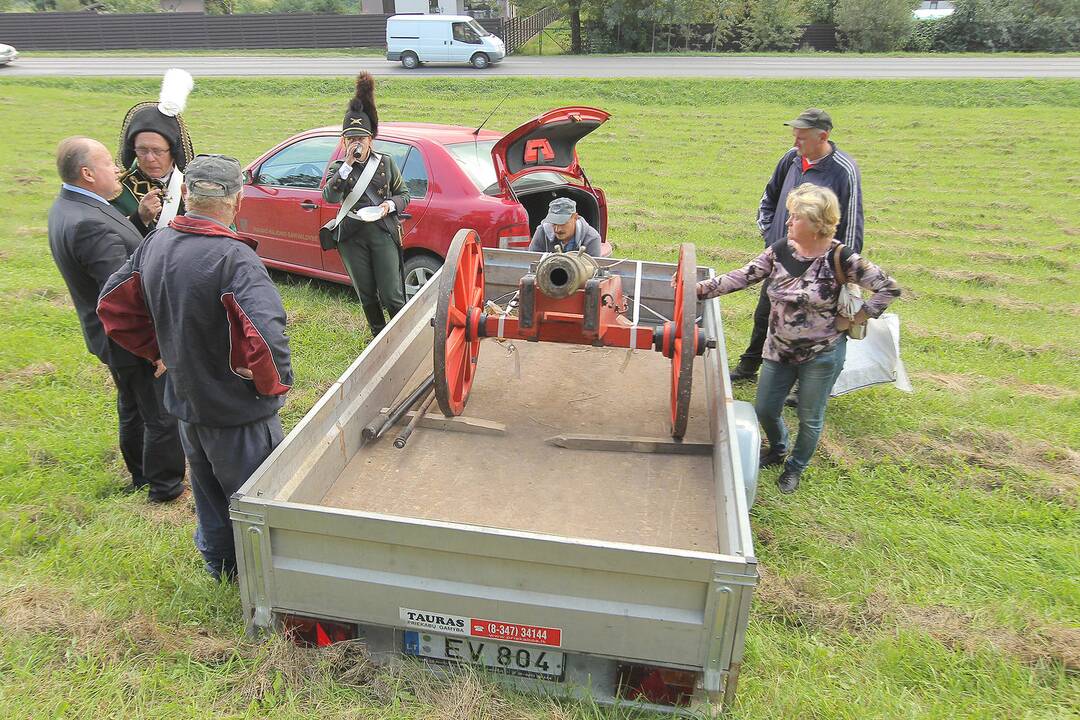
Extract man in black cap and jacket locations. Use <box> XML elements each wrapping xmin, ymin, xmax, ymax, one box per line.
<box><xmin>322</xmin><ymin>72</ymin><xmax>410</xmax><ymax>337</ymax></box>
<box><xmin>730</xmin><ymin>108</ymin><xmax>864</xmax><ymax>384</ymax></box>
<box><xmin>99</xmin><ymin>154</ymin><xmax>292</xmax><ymax>581</ymax></box>
<box><xmin>48</xmin><ymin>136</ymin><xmax>185</xmax><ymax>502</ymax></box>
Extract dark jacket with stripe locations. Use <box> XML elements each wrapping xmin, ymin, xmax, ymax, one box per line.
<box><xmin>47</xmin><ymin>187</ymin><xmax>144</xmax><ymax>368</ymax></box>
<box><xmin>98</xmin><ymin>215</ymin><xmax>292</xmax><ymax>427</ymax></box>
<box><xmin>323</xmin><ymin>153</ymin><xmax>409</xmax><ymax>242</ymax></box>
<box><xmin>756</xmin><ymin>142</ymin><xmax>864</xmax><ymax>253</ymax></box>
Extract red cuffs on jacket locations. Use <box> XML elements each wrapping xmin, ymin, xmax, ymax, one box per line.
<box><xmin>97</xmin><ymin>271</ymin><xmax>160</xmax><ymax>362</ymax></box>
<box><xmin>221</xmin><ymin>292</ymin><xmax>291</xmax><ymax>397</ymax></box>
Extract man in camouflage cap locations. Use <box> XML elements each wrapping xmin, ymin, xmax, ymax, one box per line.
<box><xmin>528</xmin><ymin>197</ymin><xmax>602</xmax><ymax>256</ymax></box>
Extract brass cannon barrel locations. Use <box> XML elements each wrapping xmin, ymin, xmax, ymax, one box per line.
<box><xmin>535</xmin><ymin>250</ymin><xmax>600</xmax><ymax>299</ymax></box>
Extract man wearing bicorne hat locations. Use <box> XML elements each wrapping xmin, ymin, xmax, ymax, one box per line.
<box><xmin>111</xmin><ymin>69</ymin><xmax>195</xmax><ymax>236</ymax></box>
<box><xmin>322</xmin><ymin>71</ymin><xmax>410</xmax><ymax>337</ymax></box>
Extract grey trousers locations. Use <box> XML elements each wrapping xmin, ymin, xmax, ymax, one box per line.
<box><xmin>178</xmin><ymin>415</ymin><xmax>283</xmax><ymax>579</ymax></box>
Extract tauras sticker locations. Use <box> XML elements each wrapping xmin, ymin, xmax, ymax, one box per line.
<box><xmin>400</xmin><ymin>608</ymin><xmax>563</xmax><ymax>648</ymax></box>
<box><xmin>399</xmin><ymin>608</ymin><xmax>469</xmax><ymax>636</ymax></box>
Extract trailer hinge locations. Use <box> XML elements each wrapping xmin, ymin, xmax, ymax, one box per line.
<box><xmin>230</xmin><ymin>509</ymin><xmax>265</xmax><ymax>525</ymax></box>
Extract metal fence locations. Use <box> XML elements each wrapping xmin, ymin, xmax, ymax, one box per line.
<box><xmin>498</xmin><ymin>5</ymin><xmax>560</xmax><ymax>54</ymax></box>
<box><xmin>0</xmin><ymin>11</ymin><xmax>550</xmax><ymax>53</ymax></box>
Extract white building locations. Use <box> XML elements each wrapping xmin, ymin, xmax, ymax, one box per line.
<box><xmin>360</xmin><ymin>1</ymin><xmax>513</xmax><ymax>17</ymax></box>
<box><xmin>914</xmin><ymin>1</ymin><xmax>955</xmax><ymax>20</ymax></box>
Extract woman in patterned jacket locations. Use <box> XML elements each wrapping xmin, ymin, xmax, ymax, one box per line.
<box><xmin>696</xmin><ymin>183</ymin><xmax>901</xmax><ymax>494</ymax></box>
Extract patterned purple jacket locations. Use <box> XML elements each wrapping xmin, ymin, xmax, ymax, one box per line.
<box><xmin>697</xmin><ymin>240</ymin><xmax>901</xmax><ymax>364</ymax></box>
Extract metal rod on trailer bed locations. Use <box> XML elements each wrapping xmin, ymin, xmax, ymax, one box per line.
<box><xmin>394</xmin><ymin>388</ymin><xmax>437</xmax><ymax>449</ymax></box>
<box><xmin>362</xmin><ymin>372</ymin><xmax>435</xmax><ymax>443</ymax></box>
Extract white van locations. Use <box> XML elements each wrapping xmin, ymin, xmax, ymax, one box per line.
<box><xmin>386</xmin><ymin>14</ymin><xmax>506</xmax><ymax>69</ymax></box>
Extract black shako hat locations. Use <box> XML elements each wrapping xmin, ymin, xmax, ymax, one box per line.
<box><xmin>119</xmin><ymin>68</ymin><xmax>195</xmax><ymax>171</ymax></box>
<box><xmin>342</xmin><ymin>72</ymin><xmax>378</xmax><ymax>138</ymax></box>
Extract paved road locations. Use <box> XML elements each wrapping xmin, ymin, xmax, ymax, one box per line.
<box><xmin>4</xmin><ymin>54</ymin><xmax>1080</xmax><ymax>78</ymax></box>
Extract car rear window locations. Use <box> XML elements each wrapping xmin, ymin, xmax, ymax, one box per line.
<box><xmin>446</xmin><ymin>140</ymin><xmax>499</xmax><ymax>192</ymax></box>
<box><xmin>447</xmin><ymin>140</ymin><xmax>573</xmax><ymax>195</ymax></box>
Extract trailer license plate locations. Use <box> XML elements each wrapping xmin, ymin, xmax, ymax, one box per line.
<box><xmin>404</xmin><ymin>631</ymin><xmax>565</xmax><ymax>681</ymax></box>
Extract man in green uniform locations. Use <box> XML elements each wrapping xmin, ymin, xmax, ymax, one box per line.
<box><xmin>323</xmin><ymin>72</ymin><xmax>410</xmax><ymax>337</ymax></box>
<box><xmin>111</xmin><ymin>69</ymin><xmax>195</xmax><ymax>236</ymax></box>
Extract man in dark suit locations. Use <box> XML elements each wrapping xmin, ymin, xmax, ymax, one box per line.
<box><xmin>47</xmin><ymin>136</ymin><xmax>185</xmax><ymax>502</ymax></box>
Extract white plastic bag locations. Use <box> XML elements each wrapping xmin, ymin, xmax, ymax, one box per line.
<box><xmin>831</xmin><ymin>312</ymin><xmax>912</xmax><ymax>396</ymax></box>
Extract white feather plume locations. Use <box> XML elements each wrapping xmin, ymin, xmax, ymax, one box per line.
<box><xmin>157</xmin><ymin>68</ymin><xmax>193</xmax><ymax>117</ymax></box>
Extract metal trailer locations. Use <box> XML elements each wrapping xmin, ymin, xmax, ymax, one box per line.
<box><xmin>232</xmin><ymin>248</ymin><xmax>760</xmax><ymax>714</ymax></box>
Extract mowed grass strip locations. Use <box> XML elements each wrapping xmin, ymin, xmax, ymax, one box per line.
<box><xmin>0</xmin><ymin>78</ymin><xmax>1076</xmax><ymax>719</ymax></box>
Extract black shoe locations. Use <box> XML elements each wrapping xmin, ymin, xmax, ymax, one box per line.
<box><xmin>784</xmin><ymin>392</ymin><xmax>799</xmax><ymax>408</ymax></box>
<box><xmin>121</xmin><ymin>480</ymin><xmax>148</xmax><ymax>495</ymax></box>
<box><xmin>759</xmin><ymin>447</ymin><xmax>786</xmax><ymax>469</ymax></box>
<box><xmin>730</xmin><ymin>361</ymin><xmax>759</xmax><ymax>383</ymax></box>
<box><xmin>777</xmin><ymin>466</ymin><xmax>802</xmax><ymax>494</ymax></box>
<box><xmin>149</xmin><ymin>485</ymin><xmax>186</xmax><ymax>503</ymax></box>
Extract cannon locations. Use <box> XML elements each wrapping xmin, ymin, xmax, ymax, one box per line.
<box><xmin>432</xmin><ymin>229</ymin><xmax>709</xmax><ymax>438</ymax></box>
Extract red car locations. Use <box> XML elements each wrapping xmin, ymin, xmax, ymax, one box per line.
<box><xmin>236</xmin><ymin>106</ymin><xmax>611</xmax><ymax>298</ymax></box>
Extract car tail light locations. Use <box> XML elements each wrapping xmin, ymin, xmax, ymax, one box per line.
<box><xmin>497</xmin><ymin>222</ymin><xmax>531</xmax><ymax>250</ymax></box>
<box><xmin>616</xmin><ymin>663</ymin><xmax>697</xmax><ymax>707</ymax></box>
<box><xmin>280</xmin><ymin>613</ymin><xmax>358</xmax><ymax>647</ymax></box>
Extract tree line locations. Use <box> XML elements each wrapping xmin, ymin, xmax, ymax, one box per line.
<box><xmin>516</xmin><ymin>0</ymin><xmax>1080</xmax><ymax>52</ymax></box>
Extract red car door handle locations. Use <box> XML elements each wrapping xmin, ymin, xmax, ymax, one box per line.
<box><xmin>299</xmin><ymin>201</ymin><xmax>319</xmax><ymax>210</ymax></box>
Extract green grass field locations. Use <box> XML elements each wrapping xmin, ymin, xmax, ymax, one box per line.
<box><xmin>0</xmin><ymin>77</ymin><xmax>1077</xmax><ymax>719</ymax></box>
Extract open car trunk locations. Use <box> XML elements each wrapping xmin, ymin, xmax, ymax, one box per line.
<box><xmin>514</xmin><ymin>181</ymin><xmax>601</xmax><ymax>239</ymax></box>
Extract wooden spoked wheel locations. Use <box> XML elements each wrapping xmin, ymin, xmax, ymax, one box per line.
<box><xmin>434</xmin><ymin>229</ymin><xmax>485</xmax><ymax>417</ymax></box>
<box><xmin>669</xmin><ymin>243</ymin><xmax>698</xmax><ymax>439</ymax></box>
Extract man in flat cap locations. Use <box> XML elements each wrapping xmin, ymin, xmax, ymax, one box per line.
<box><xmin>730</xmin><ymin>108</ymin><xmax>864</xmax><ymax>384</ymax></box>
<box><xmin>99</xmin><ymin>154</ymin><xmax>292</xmax><ymax>581</ymax></box>
<box><xmin>528</xmin><ymin>197</ymin><xmax>602</xmax><ymax>256</ymax></box>
<box><xmin>48</xmin><ymin>136</ymin><xmax>185</xmax><ymax>503</ymax></box>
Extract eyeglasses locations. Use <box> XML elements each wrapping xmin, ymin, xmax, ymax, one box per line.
<box><xmin>134</xmin><ymin>146</ymin><xmax>171</xmax><ymax>158</ymax></box>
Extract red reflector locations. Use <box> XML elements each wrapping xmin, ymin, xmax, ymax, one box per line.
<box><xmin>616</xmin><ymin>664</ymin><xmax>697</xmax><ymax>707</ymax></box>
<box><xmin>281</xmin><ymin>614</ymin><xmax>358</xmax><ymax>648</ymax></box>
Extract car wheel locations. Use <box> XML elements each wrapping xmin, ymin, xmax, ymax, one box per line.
<box><xmin>404</xmin><ymin>253</ymin><xmax>443</xmax><ymax>300</ymax></box>
<box><xmin>401</xmin><ymin>52</ymin><xmax>419</xmax><ymax>69</ymax></box>
<box><xmin>471</xmin><ymin>53</ymin><xmax>490</xmax><ymax>70</ymax></box>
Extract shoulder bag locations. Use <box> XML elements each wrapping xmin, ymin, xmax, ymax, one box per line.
<box><xmin>319</xmin><ymin>153</ymin><xmax>381</xmax><ymax>251</ymax></box>
<box><xmin>831</xmin><ymin>244</ymin><xmax>867</xmax><ymax>340</ymax></box>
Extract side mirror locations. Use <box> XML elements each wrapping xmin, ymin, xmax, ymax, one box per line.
<box><xmin>243</xmin><ymin>168</ymin><xmax>254</xmax><ymax>185</ymax></box>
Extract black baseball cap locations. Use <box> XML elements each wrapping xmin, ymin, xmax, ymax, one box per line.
<box><xmin>785</xmin><ymin>108</ymin><xmax>833</xmax><ymax>132</ymax></box>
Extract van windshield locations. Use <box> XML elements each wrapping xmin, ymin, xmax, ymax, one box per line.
<box><xmin>468</xmin><ymin>20</ymin><xmax>491</xmax><ymax>37</ymax></box>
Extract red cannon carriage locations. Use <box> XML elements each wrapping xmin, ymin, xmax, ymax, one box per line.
<box><xmin>431</xmin><ymin>229</ymin><xmax>713</xmax><ymax>438</ymax></box>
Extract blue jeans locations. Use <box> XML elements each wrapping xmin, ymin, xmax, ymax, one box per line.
<box><xmin>755</xmin><ymin>337</ymin><xmax>847</xmax><ymax>473</ymax></box>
